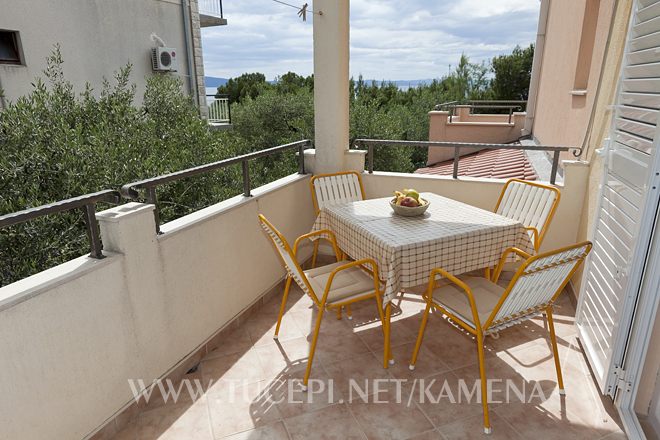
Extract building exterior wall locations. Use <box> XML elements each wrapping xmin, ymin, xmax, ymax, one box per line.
<box><xmin>531</xmin><ymin>0</ymin><xmax>616</xmax><ymax>149</ymax></box>
<box><xmin>0</xmin><ymin>0</ymin><xmax>205</xmax><ymax>110</ymax></box>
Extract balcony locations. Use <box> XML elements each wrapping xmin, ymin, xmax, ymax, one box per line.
<box><xmin>206</xmin><ymin>94</ymin><xmax>232</xmax><ymax>129</ymax></box>
<box><xmin>0</xmin><ymin>139</ymin><xmax>624</xmax><ymax>439</ymax></box>
<box><xmin>198</xmin><ymin>0</ymin><xmax>227</xmax><ymax>27</ymax></box>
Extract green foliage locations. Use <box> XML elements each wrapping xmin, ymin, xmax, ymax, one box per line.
<box><xmin>491</xmin><ymin>44</ymin><xmax>535</xmax><ymax>100</ymax></box>
<box><xmin>216</xmin><ymin>72</ymin><xmax>270</xmax><ymax>103</ymax></box>
<box><xmin>0</xmin><ymin>47</ymin><xmax>240</xmax><ymax>285</ymax></box>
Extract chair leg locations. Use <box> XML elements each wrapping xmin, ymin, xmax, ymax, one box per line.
<box><xmin>476</xmin><ymin>330</ymin><xmax>492</xmax><ymax>434</ymax></box>
<box><xmin>346</xmin><ymin>304</ymin><xmax>353</xmax><ymax>320</ymax></box>
<box><xmin>384</xmin><ymin>302</ymin><xmax>394</xmax><ymax>368</ymax></box>
<box><xmin>484</xmin><ymin>267</ymin><xmax>491</xmax><ymax>281</ymax></box>
<box><xmin>409</xmin><ymin>301</ymin><xmax>432</xmax><ymax>370</ymax></box>
<box><xmin>336</xmin><ymin>307</ymin><xmax>342</xmax><ymax>320</ymax></box>
<box><xmin>274</xmin><ymin>277</ymin><xmax>293</xmax><ymax>339</ymax></box>
<box><xmin>303</xmin><ymin>305</ymin><xmax>326</xmax><ymax>390</ymax></box>
<box><xmin>311</xmin><ymin>240</ymin><xmax>320</xmax><ymax>268</ymax></box>
<box><xmin>374</xmin><ymin>294</ymin><xmax>385</xmax><ymax>326</ymax></box>
<box><xmin>546</xmin><ymin>307</ymin><xmax>565</xmax><ymax>394</ymax></box>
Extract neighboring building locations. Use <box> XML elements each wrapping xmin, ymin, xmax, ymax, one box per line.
<box><xmin>0</xmin><ymin>0</ymin><xmax>227</xmax><ymax>118</ymax></box>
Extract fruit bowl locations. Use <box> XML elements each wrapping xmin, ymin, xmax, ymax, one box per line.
<box><xmin>390</xmin><ymin>198</ymin><xmax>430</xmax><ymax>217</ymax></box>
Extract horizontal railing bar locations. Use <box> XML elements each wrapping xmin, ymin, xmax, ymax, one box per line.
<box><xmin>0</xmin><ymin>190</ymin><xmax>121</xmax><ymax>229</ymax></box>
<box><xmin>206</xmin><ymin>94</ymin><xmax>229</xmax><ymax>98</ymax></box>
<box><xmin>353</xmin><ymin>139</ymin><xmax>578</xmax><ymax>154</ymax></box>
<box><xmin>121</xmin><ymin>139</ymin><xmax>311</xmax><ymax>199</ymax></box>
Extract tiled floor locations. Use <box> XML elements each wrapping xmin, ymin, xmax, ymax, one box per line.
<box><xmin>112</xmin><ymin>283</ymin><xmax>626</xmax><ymax>440</ymax></box>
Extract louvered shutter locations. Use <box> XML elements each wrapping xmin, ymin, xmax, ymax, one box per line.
<box><xmin>576</xmin><ymin>0</ymin><xmax>660</xmax><ymax>397</ymax></box>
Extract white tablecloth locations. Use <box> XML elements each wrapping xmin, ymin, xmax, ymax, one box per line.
<box><xmin>312</xmin><ymin>192</ymin><xmax>534</xmax><ymax>303</ymax></box>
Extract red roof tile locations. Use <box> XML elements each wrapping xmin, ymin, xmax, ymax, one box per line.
<box><xmin>415</xmin><ymin>148</ymin><xmax>537</xmax><ymax>180</ymax></box>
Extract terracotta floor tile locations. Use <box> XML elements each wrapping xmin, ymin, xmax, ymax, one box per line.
<box><xmin>207</xmin><ymin>380</ymin><xmax>282</xmax><ymax>439</ymax></box>
<box><xmin>348</xmin><ymin>386</ymin><xmax>434</xmax><ymax>440</ymax></box>
<box><xmin>245</xmin><ymin>313</ymin><xmax>306</xmax><ymax>347</ymax></box>
<box><xmin>253</xmin><ymin>337</ymin><xmax>312</xmax><ymax>380</ymax></box>
<box><xmin>403</xmin><ymin>429</ymin><xmax>444</xmax><ymax>440</ymax></box>
<box><xmin>322</xmin><ymin>352</ymin><xmax>392</xmax><ymax>398</ymax></box>
<box><xmin>201</xmin><ymin>349</ymin><xmax>267</xmax><ymax>388</ymax></box>
<box><xmin>284</xmin><ymin>403</ymin><xmax>365</xmax><ymax>440</ymax></box>
<box><xmin>131</xmin><ymin>398</ymin><xmax>213</xmax><ymax>440</ymax></box>
<box><xmin>218</xmin><ymin>421</ymin><xmax>290</xmax><ymax>440</ymax></box>
<box><xmin>354</xmin><ymin>319</ymin><xmax>417</xmax><ymax>353</ymax></box>
<box><xmin>205</xmin><ymin>327</ymin><xmax>253</xmax><ymax>360</ymax></box>
<box><xmin>267</xmin><ymin>364</ymin><xmax>344</xmax><ymax>419</ymax></box>
<box><xmin>437</xmin><ymin>412</ymin><xmax>521</xmax><ymax>439</ymax></box>
<box><xmin>378</xmin><ymin>341</ymin><xmax>451</xmax><ymax>380</ymax></box>
<box><xmin>413</xmin><ymin>371</ymin><xmax>484</xmax><ymax>428</ymax></box>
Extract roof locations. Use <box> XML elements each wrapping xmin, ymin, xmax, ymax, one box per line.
<box><xmin>415</xmin><ymin>148</ymin><xmax>538</xmax><ymax>180</ymax></box>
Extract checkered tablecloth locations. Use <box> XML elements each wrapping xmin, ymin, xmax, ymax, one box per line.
<box><xmin>312</xmin><ymin>192</ymin><xmax>534</xmax><ymax>303</ymax></box>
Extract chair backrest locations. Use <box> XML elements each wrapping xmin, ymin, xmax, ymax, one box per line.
<box><xmin>494</xmin><ymin>179</ymin><xmax>560</xmax><ymax>250</ymax></box>
<box><xmin>310</xmin><ymin>171</ymin><xmax>365</xmax><ymax>214</ymax></box>
<box><xmin>484</xmin><ymin>241</ymin><xmax>592</xmax><ymax>331</ymax></box>
<box><xmin>258</xmin><ymin>214</ymin><xmax>319</xmax><ymax>303</ymax></box>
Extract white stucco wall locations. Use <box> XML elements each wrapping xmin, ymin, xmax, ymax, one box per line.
<box><xmin>0</xmin><ymin>174</ymin><xmax>315</xmax><ymax>440</ymax></box>
<box><xmin>0</xmin><ymin>0</ymin><xmax>197</xmax><ymax>105</ymax></box>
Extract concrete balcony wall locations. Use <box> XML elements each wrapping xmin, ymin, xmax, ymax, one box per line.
<box><xmin>360</xmin><ymin>160</ymin><xmax>589</xmax><ymax>255</ymax></box>
<box><xmin>0</xmin><ymin>174</ymin><xmax>315</xmax><ymax>440</ymax></box>
<box><xmin>427</xmin><ymin>109</ymin><xmax>526</xmax><ymax>165</ymax></box>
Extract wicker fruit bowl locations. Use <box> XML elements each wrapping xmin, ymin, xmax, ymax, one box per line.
<box><xmin>390</xmin><ymin>189</ymin><xmax>429</xmax><ymax>217</ymax></box>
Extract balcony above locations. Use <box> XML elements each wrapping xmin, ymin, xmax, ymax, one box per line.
<box><xmin>198</xmin><ymin>0</ymin><xmax>228</xmax><ymax>27</ymax></box>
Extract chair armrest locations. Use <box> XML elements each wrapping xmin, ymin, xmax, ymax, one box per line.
<box><xmin>293</xmin><ymin>229</ymin><xmax>341</xmax><ymax>261</ymax></box>
<box><xmin>491</xmin><ymin>247</ymin><xmax>532</xmax><ymax>283</ymax></box>
<box><xmin>427</xmin><ymin>267</ymin><xmax>483</xmax><ymax>328</ymax></box>
<box><xmin>320</xmin><ymin>258</ymin><xmax>381</xmax><ymax>303</ymax></box>
<box><xmin>524</xmin><ymin>226</ymin><xmax>540</xmax><ymax>250</ymax></box>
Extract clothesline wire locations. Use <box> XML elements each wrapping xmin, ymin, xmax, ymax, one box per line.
<box><xmin>270</xmin><ymin>0</ymin><xmax>320</xmax><ymax>16</ymax></box>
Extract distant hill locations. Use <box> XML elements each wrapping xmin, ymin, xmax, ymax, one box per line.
<box><xmin>205</xmin><ymin>75</ymin><xmax>438</xmax><ymax>91</ymax></box>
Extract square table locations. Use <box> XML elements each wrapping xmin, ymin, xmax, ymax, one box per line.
<box><xmin>312</xmin><ymin>192</ymin><xmax>535</xmax><ymax>304</ymax></box>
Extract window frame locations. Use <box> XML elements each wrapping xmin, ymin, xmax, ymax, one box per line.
<box><xmin>0</xmin><ymin>30</ymin><xmax>24</xmax><ymax>66</ymax></box>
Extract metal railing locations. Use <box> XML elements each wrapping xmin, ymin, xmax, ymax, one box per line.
<box><xmin>353</xmin><ymin>139</ymin><xmax>581</xmax><ymax>185</ymax></box>
<box><xmin>435</xmin><ymin>100</ymin><xmax>527</xmax><ymax>124</ymax></box>
<box><xmin>198</xmin><ymin>0</ymin><xmax>224</xmax><ymax>17</ymax></box>
<box><xmin>121</xmin><ymin>139</ymin><xmax>310</xmax><ymax>233</ymax></box>
<box><xmin>206</xmin><ymin>94</ymin><xmax>231</xmax><ymax>124</ymax></box>
<box><xmin>0</xmin><ymin>190</ymin><xmax>121</xmax><ymax>259</ymax></box>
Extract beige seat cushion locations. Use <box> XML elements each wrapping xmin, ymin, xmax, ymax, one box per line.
<box><xmin>305</xmin><ymin>261</ymin><xmax>376</xmax><ymax>305</ymax></box>
<box><xmin>431</xmin><ymin>276</ymin><xmax>505</xmax><ymax>328</ymax></box>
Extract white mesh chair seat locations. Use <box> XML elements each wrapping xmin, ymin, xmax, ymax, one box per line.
<box><xmin>305</xmin><ymin>261</ymin><xmax>377</xmax><ymax>305</ymax></box>
<box><xmin>495</xmin><ymin>179</ymin><xmax>560</xmax><ymax>251</ymax></box>
<box><xmin>310</xmin><ymin>171</ymin><xmax>365</xmax><ymax>213</ymax></box>
<box><xmin>431</xmin><ymin>276</ymin><xmax>504</xmax><ymax>328</ymax></box>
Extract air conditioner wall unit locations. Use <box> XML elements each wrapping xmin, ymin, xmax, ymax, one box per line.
<box><xmin>151</xmin><ymin>47</ymin><xmax>178</xmax><ymax>72</ymax></box>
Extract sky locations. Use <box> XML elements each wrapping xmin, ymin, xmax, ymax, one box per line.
<box><xmin>200</xmin><ymin>0</ymin><xmax>541</xmax><ymax>81</ymax></box>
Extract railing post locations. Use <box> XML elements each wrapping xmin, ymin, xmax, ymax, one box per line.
<box><xmin>368</xmin><ymin>144</ymin><xmax>374</xmax><ymax>174</ymax></box>
<box><xmin>298</xmin><ymin>142</ymin><xmax>306</xmax><ymax>174</ymax></box>
<box><xmin>508</xmin><ymin>108</ymin><xmax>513</xmax><ymax>124</ymax></box>
<box><xmin>242</xmin><ymin>160</ymin><xmax>251</xmax><ymax>197</ymax></box>
<box><xmin>452</xmin><ymin>146</ymin><xmax>460</xmax><ymax>179</ymax></box>
<box><xmin>82</xmin><ymin>204</ymin><xmax>104</xmax><ymax>259</ymax></box>
<box><xmin>550</xmin><ymin>151</ymin><xmax>561</xmax><ymax>185</ymax></box>
<box><xmin>146</xmin><ymin>187</ymin><xmax>162</xmax><ymax>234</ymax></box>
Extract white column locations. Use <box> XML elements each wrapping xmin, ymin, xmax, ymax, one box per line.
<box><xmin>312</xmin><ymin>0</ymin><xmax>350</xmax><ymax>173</ymax></box>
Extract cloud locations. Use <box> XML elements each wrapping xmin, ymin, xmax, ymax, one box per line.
<box><xmin>200</xmin><ymin>0</ymin><xmax>539</xmax><ymax>80</ymax></box>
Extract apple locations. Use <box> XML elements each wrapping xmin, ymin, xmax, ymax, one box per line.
<box><xmin>400</xmin><ymin>197</ymin><xmax>419</xmax><ymax>207</ymax></box>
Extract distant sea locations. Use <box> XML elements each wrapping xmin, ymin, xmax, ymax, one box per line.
<box><xmin>204</xmin><ymin>76</ymin><xmax>436</xmax><ymax>93</ymax></box>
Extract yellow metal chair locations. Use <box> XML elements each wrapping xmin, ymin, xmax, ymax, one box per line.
<box><xmin>409</xmin><ymin>241</ymin><xmax>592</xmax><ymax>434</ymax></box>
<box><xmin>309</xmin><ymin>171</ymin><xmax>366</xmax><ymax>267</ymax></box>
<box><xmin>494</xmin><ymin>178</ymin><xmax>561</xmax><ymax>252</ymax></box>
<box><xmin>258</xmin><ymin>214</ymin><xmax>391</xmax><ymax>390</ymax></box>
